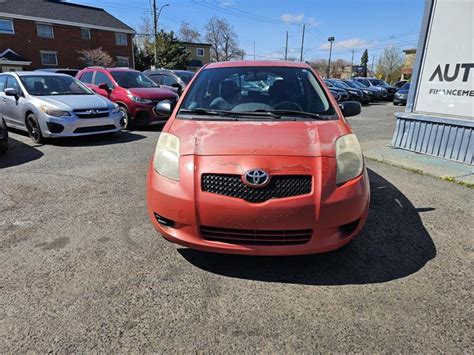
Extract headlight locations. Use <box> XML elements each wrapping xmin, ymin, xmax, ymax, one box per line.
<box><xmin>128</xmin><ymin>94</ymin><xmax>152</xmax><ymax>104</ymax></box>
<box><xmin>363</xmin><ymin>90</ymin><xmax>371</xmax><ymax>94</ymax></box>
<box><xmin>336</xmin><ymin>133</ymin><xmax>363</xmax><ymax>185</ymax></box>
<box><xmin>153</xmin><ymin>133</ymin><xmax>180</xmax><ymax>181</ymax></box>
<box><xmin>111</xmin><ymin>104</ymin><xmax>121</xmax><ymax>114</ymax></box>
<box><xmin>348</xmin><ymin>90</ymin><xmax>358</xmax><ymax>95</ymax></box>
<box><xmin>40</xmin><ymin>105</ymin><xmax>71</xmax><ymax>117</ymax></box>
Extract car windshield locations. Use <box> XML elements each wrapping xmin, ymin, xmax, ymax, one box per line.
<box><xmin>19</xmin><ymin>75</ymin><xmax>94</xmax><ymax>96</ymax></box>
<box><xmin>179</xmin><ymin>66</ymin><xmax>336</xmax><ymax>119</ymax></box>
<box><xmin>331</xmin><ymin>80</ymin><xmax>350</xmax><ymax>89</ymax></box>
<box><xmin>110</xmin><ymin>71</ymin><xmax>158</xmax><ymax>89</ymax></box>
<box><xmin>349</xmin><ymin>81</ymin><xmax>367</xmax><ymax>89</ymax></box>
<box><xmin>370</xmin><ymin>79</ymin><xmax>389</xmax><ymax>87</ymax></box>
<box><xmin>343</xmin><ymin>81</ymin><xmax>359</xmax><ymax>89</ymax></box>
<box><xmin>175</xmin><ymin>71</ymin><xmax>194</xmax><ymax>84</ymax></box>
<box><xmin>401</xmin><ymin>82</ymin><xmax>410</xmax><ymax>90</ymax></box>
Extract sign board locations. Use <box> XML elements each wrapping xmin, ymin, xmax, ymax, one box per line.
<box><xmin>413</xmin><ymin>0</ymin><xmax>474</xmax><ymax>119</ymax></box>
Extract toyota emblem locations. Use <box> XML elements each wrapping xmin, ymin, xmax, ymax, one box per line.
<box><xmin>243</xmin><ymin>169</ymin><xmax>270</xmax><ymax>188</ymax></box>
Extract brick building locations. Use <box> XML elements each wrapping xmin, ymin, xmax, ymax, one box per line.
<box><xmin>0</xmin><ymin>0</ymin><xmax>135</xmax><ymax>72</ymax></box>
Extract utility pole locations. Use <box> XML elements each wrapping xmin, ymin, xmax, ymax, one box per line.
<box><xmin>152</xmin><ymin>0</ymin><xmax>158</xmax><ymax>68</ymax></box>
<box><xmin>253</xmin><ymin>41</ymin><xmax>256</xmax><ymax>60</ymax></box>
<box><xmin>285</xmin><ymin>31</ymin><xmax>288</xmax><ymax>60</ymax></box>
<box><xmin>351</xmin><ymin>50</ymin><xmax>355</xmax><ymax>78</ymax></box>
<box><xmin>299</xmin><ymin>24</ymin><xmax>306</xmax><ymax>62</ymax></box>
<box><xmin>371</xmin><ymin>54</ymin><xmax>376</xmax><ymax>75</ymax></box>
<box><xmin>152</xmin><ymin>2</ymin><xmax>169</xmax><ymax>68</ymax></box>
<box><xmin>327</xmin><ymin>36</ymin><xmax>335</xmax><ymax>78</ymax></box>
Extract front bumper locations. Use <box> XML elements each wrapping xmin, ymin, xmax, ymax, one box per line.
<box><xmin>394</xmin><ymin>95</ymin><xmax>407</xmax><ymax>105</ymax></box>
<box><xmin>39</xmin><ymin>111</ymin><xmax>123</xmax><ymax>138</ymax></box>
<box><xmin>146</xmin><ymin>155</ymin><xmax>370</xmax><ymax>256</ymax></box>
<box><xmin>131</xmin><ymin>103</ymin><xmax>169</xmax><ymax>125</ymax></box>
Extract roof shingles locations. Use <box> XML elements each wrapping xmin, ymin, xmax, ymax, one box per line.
<box><xmin>0</xmin><ymin>0</ymin><xmax>134</xmax><ymax>33</ymax></box>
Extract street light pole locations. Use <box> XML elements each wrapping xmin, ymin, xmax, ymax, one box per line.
<box><xmin>152</xmin><ymin>2</ymin><xmax>169</xmax><ymax>68</ymax></box>
<box><xmin>327</xmin><ymin>36</ymin><xmax>335</xmax><ymax>78</ymax></box>
<box><xmin>284</xmin><ymin>31</ymin><xmax>288</xmax><ymax>60</ymax></box>
<box><xmin>299</xmin><ymin>24</ymin><xmax>306</xmax><ymax>62</ymax></box>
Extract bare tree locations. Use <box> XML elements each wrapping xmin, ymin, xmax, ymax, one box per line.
<box><xmin>331</xmin><ymin>59</ymin><xmax>351</xmax><ymax>78</ymax></box>
<box><xmin>205</xmin><ymin>17</ymin><xmax>243</xmax><ymax>62</ymax></box>
<box><xmin>78</xmin><ymin>47</ymin><xmax>114</xmax><ymax>67</ymax></box>
<box><xmin>309</xmin><ymin>59</ymin><xmax>328</xmax><ymax>76</ymax></box>
<box><xmin>377</xmin><ymin>45</ymin><xmax>404</xmax><ymax>82</ymax></box>
<box><xmin>179</xmin><ymin>22</ymin><xmax>201</xmax><ymax>43</ymax></box>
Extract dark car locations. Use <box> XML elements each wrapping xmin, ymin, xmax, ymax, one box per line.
<box><xmin>323</xmin><ymin>80</ymin><xmax>350</xmax><ymax>101</ymax></box>
<box><xmin>76</xmin><ymin>67</ymin><xmax>178</xmax><ymax>129</ymax></box>
<box><xmin>343</xmin><ymin>80</ymin><xmax>378</xmax><ymax>101</ymax></box>
<box><xmin>328</xmin><ymin>79</ymin><xmax>369</xmax><ymax>105</ymax></box>
<box><xmin>394</xmin><ymin>80</ymin><xmax>408</xmax><ymax>89</ymax></box>
<box><xmin>353</xmin><ymin>77</ymin><xmax>394</xmax><ymax>100</ymax></box>
<box><xmin>144</xmin><ymin>69</ymin><xmax>195</xmax><ymax>95</ymax></box>
<box><xmin>329</xmin><ymin>89</ymin><xmax>341</xmax><ymax>102</ymax></box>
<box><xmin>393</xmin><ymin>82</ymin><xmax>410</xmax><ymax>105</ymax></box>
<box><xmin>0</xmin><ymin>116</ymin><xmax>8</xmax><ymax>153</ymax></box>
<box><xmin>35</xmin><ymin>68</ymin><xmax>79</xmax><ymax>77</ymax></box>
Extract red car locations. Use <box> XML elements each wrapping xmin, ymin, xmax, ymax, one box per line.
<box><xmin>76</xmin><ymin>67</ymin><xmax>178</xmax><ymax>129</ymax></box>
<box><xmin>147</xmin><ymin>60</ymin><xmax>369</xmax><ymax>256</ymax></box>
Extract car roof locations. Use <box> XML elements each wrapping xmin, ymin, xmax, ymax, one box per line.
<box><xmin>4</xmin><ymin>71</ymin><xmax>71</xmax><ymax>77</ymax></box>
<box><xmin>82</xmin><ymin>67</ymin><xmax>138</xmax><ymax>72</ymax></box>
<box><xmin>205</xmin><ymin>60</ymin><xmax>311</xmax><ymax>69</ymax></box>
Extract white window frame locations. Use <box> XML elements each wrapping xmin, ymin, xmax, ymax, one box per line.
<box><xmin>81</xmin><ymin>28</ymin><xmax>91</xmax><ymax>39</ymax></box>
<box><xmin>196</xmin><ymin>48</ymin><xmax>205</xmax><ymax>57</ymax></box>
<box><xmin>115</xmin><ymin>32</ymin><xmax>128</xmax><ymax>46</ymax></box>
<box><xmin>116</xmin><ymin>56</ymin><xmax>130</xmax><ymax>68</ymax></box>
<box><xmin>40</xmin><ymin>50</ymin><xmax>58</xmax><ymax>66</ymax></box>
<box><xmin>37</xmin><ymin>23</ymin><xmax>54</xmax><ymax>38</ymax></box>
<box><xmin>0</xmin><ymin>18</ymin><xmax>14</xmax><ymax>34</ymax></box>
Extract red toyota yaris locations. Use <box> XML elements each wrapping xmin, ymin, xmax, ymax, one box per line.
<box><xmin>147</xmin><ymin>61</ymin><xmax>370</xmax><ymax>256</ymax></box>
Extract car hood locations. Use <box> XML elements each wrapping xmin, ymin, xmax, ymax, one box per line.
<box><xmin>128</xmin><ymin>87</ymin><xmax>178</xmax><ymax>100</ymax></box>
<box><xmin>170</xmin><ymin>119</ymin><xmax>349</xmax><ymax>157</ymax></box>
<box><xmin>38</xmin><ymin>94</ymin><xmax>112</xmax><ymax>110</ymax></box>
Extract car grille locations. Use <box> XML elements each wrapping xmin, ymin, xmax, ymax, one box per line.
<box><xmin>201</xmin><ymin>226</ymin><xmax>313</xmax><ymax>246</ymax></box>
<box><xmin>73</xmin><ymin>125</ymin><xmax>116</xmax><ymax>133</ymax></box>
<box><xmin>201</xmin><ymin>174</ymin><xmax>312</xmax><ymax>203</ymax></box>
<box><xmin>75</xmin><ymin>109</ymin><xmax>110</xmax><ymax>119</ymax></box>
<box><xmin>387</xmin><ymin>88</ymin><xmax>397</xmax><ymax>93</ymax></box>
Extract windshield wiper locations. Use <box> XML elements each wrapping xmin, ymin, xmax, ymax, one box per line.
<box><xmin>254</xmin><ymin>110</ymin><xmax>325</xmax><ymax>120</ymax></box>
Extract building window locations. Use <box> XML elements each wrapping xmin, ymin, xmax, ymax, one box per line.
<box><xmin>115</xmin><ymin>33</ymin><xmax>128</xmax><ymax>46</ymax></box>
<box><xmin>81</xmin><ymin>28</ymin><xmax>91</xmax><ymax>39</ymax></box>
<box><xmin>40</xmin><ymin>51</ymin><xmax>58</xmax><ymax>66</ymax></box>
<box><xmin>116</xmin><ymin>56</ymin><xmax>130</xmax><ymax>67</ymax></box>
<box><xmin>196</xmin><ymin>48</ymin><xmax>205</xmax><ymax>57</ymax></box>
<box><xmin>0</xmin><ymin>19</ymin><xmax>14</xmax><ymax>34</ymax></box>
<box><xmin>37</xmin><ymin>24</ymin><xmax>54</xmax><ymax>38</ymax></box>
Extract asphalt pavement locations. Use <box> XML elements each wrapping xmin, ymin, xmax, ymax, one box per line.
<box><xmin>1</xmin><ymin>103</ymin><xmax>472</xmax><ymax>352</ymax></box>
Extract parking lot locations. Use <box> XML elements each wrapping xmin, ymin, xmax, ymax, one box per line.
<box><xmin>1</xmin><ymin>103</ymin><xmax>472</xmax><ymax>352</ymax></box>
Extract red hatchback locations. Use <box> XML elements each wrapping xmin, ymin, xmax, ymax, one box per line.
<box><xmin>76</xmin><ymin>67</ymin><xmax>178</xmax><ymax>129</ymax></box>
<box><xmin>147</xmin><ymin>61</ymin><xmax>370</xmax><ymax>256</ymax></box>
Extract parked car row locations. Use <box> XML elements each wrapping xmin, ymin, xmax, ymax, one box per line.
<box><xmin>324</xmin><ymin>77</ymin><xmax>397</xmax><ymax>104</ymax></box>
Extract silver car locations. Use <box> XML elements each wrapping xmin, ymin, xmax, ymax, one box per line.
<box><xmin>0</xmin><ymin>72</ymin><xmax>123</xmax><ymax>143</ymax></box>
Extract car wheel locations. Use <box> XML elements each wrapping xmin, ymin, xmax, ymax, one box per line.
<box><xmin>119</xmin><ymin>107</ymin><xmax>134</xmax><ymax>130</ymax></box>
<box><xmin>0</xmin><ymin>120</ymin><xmax>8</xmax><ymax>153</ymax></box>
<box><xmin>26</xmin><ymin>113</ymin><xmax>45</xmax><ymax>144</ymax></box>
<box><xmin>393</xmin><ymin>102</ymin><xmax>398</xmax><ymax>106</ymax></box>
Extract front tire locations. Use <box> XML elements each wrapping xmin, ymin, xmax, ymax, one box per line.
<box><xmin>119</xmin><ymin>107</ymin><xmax>134</xmax><ymax>130</ymax></box>
<box><xmin>26</xmin><ymin>113</ymin><xmax>44</xmax><ymax>144</ymax></box>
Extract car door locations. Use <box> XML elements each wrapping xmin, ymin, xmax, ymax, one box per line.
<box><xmin>93</xmin><ymin>71</ymin><xmax>114</xmax><ymax>98</ymax></box>
<box><xmin>3</xmin><ymin>75</ymin><xmax>25</xmax><ymax>127</ymax></box>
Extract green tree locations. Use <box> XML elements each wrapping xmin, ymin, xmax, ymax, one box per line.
<box><xmin>155</xmin><ymin>30</ymin><xmax>189</xmax><ymax>69</ymax></box>
<box><xmin>361</xmin><ymin>49</ymin><xmax>369</xmax><ymax>76</ymax></box>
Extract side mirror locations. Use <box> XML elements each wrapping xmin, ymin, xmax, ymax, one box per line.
<box><xmin>154</xmin><ymin>100</ymin><xmax>174</xmax><ymax>117</ymax></box>
<box><xmin>339</xmin><ymin>101</ymin><xmax>361</xmax><ymax>117</ymax></box>
<box><xmin>98</xmin><ymin>83</ymin><xmax>111</xmax><ymax>92</ymax></box>
<box><xmin>4</xmin><ymin>88</ymin><xmax>19</xmax><ymax>98</ymax></box>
